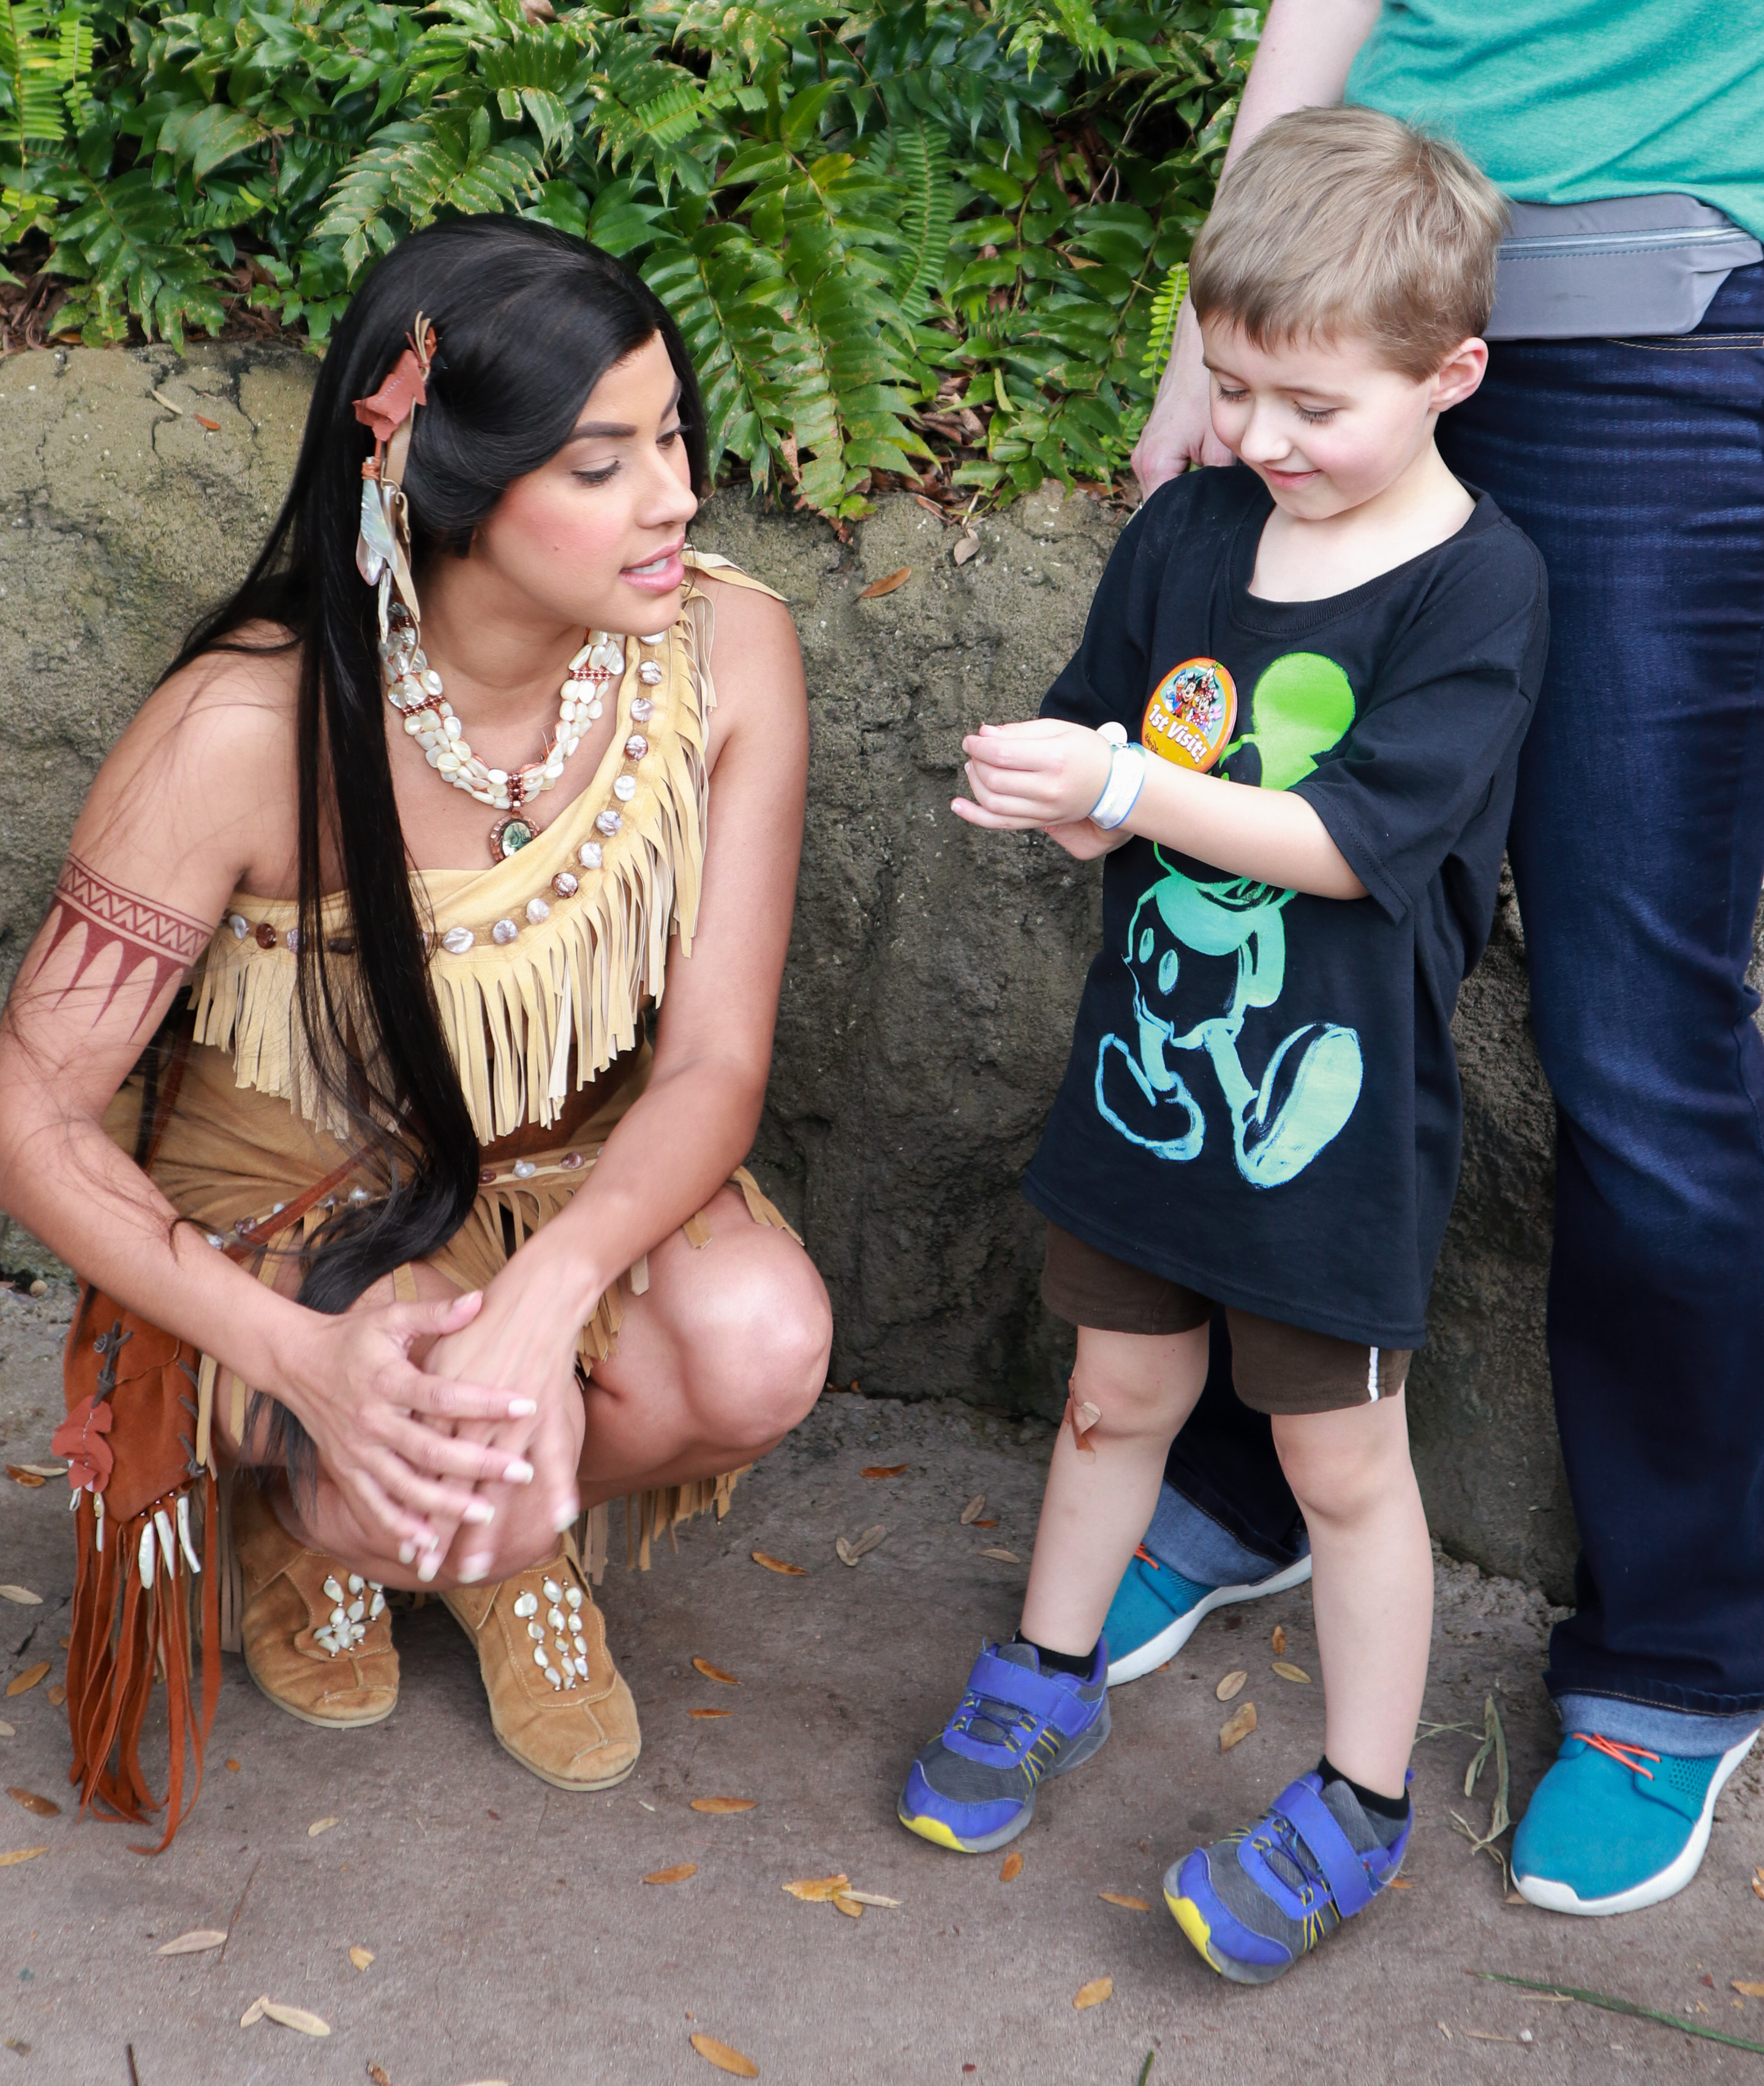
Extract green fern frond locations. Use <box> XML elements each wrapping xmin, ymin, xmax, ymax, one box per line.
<box><xmin>891</xmin><ymin>118</ymin><xmax>954</xmax><ymax>326</ymax></box>
<box><xmin>1140</xmin><ymin>262</ymin><xmax>1186</xmax><ymax>381</ymax></box>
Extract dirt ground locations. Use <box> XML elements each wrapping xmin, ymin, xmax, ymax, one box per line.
<box><xmin>4</xmin><ymin>1280</ymin><xmax>1764</xmax><ymax>2086</ymax></box>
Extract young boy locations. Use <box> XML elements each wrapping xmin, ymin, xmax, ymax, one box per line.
<box><xmin>897</xmin><ymin>107</ymin><xmax>1547</xmax><ymax>1983</ymax></box>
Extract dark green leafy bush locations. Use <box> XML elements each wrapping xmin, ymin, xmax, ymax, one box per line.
<box><xmin>0</xmin><ymin>0</ymin><xmax>1260</xmax><ymax>513</ymax></box>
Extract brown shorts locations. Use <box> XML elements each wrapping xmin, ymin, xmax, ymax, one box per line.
<box><xmin>1040</xmin><ymin>1222</ymin><xmax>1409</xmax><ymax>1417</ymax></box>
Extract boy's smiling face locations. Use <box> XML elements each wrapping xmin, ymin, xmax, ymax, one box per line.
<box><xmin>1198</xmin><ymin>317</ymin><xmax>1486</xmax><ymax>521</ymax></box>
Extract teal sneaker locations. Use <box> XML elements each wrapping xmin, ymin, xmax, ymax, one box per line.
<box><xmin>1103</xmin><ymin>1545</ymin><xmax>1314</xmax><ymax>1687</ymax></box>
<box><xmin>1513</xmin><ymin>1729</ymin><xmax>1757</xmax><ymax>1916</ymax></box>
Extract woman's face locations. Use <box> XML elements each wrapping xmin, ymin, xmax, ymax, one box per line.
<box><xmin>469</xmin><ymin>331</ymin><xmax>699</xmax><ymax>636</ymax></box>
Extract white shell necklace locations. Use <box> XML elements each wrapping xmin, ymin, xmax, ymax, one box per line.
<box><xmin>378</xmin><ymin>600</ymin><xmax>630</xmax><ymax>863</ymax></box>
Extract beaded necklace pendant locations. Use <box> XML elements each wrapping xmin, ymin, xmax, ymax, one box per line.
<box><xmin>379</xmin><ymin>605</ymin><xmax>629</xmax><ymax>863</ymax></box>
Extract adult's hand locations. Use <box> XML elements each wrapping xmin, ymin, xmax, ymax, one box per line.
<box><xmin>1131</xmin><ymin>301</ymin><xmax>1234</xmax><ymax>496</ymax></box>
<box><xmin>274</xmin><ymin>1288</ymin><xmax>540</xmax><ymax>1565</ymax></box>
<box><xmin>416</xmin><ymin>1247</ymin><xmax>592</xmax><ymax>1580</ymax></box>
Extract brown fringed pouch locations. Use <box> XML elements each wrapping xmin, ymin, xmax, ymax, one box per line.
<box><xmin>53</xmin><ymin>1013</ymin><xmax>354</xmax><ymax>1852</ymax></box>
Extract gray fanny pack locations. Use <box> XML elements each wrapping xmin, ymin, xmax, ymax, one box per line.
<box><xmin>1485</xmin><ymin>194</ymin><xmax>1762</xmax><ymax>341</ymax></box>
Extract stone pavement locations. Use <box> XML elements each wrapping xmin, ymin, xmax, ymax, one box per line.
<box><xmin>3</xmin><ymin>1282</ymin><xmax>1763</xmax><ymax>2086</ymax></box>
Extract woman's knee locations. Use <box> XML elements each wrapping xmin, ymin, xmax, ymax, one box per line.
<box><xmin>678</xmin><ymin>1240</ymin><xmax>831</xmax><ymax>1448</ymax></box>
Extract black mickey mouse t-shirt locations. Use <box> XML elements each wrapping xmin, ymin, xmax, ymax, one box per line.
<box><xmin>1022</xmin><ymin>464</ymin><xmax>1548</xmax><ymax>1347</ymax></box>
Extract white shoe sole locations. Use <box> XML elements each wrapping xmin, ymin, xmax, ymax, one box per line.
<box><xmin>1105</xmin><ymin>1554</ymin><xmax>1314</xmax><ymax>1687</ymax></box>
<box><xmin>1513</xmin><ymin>1729</ymin><xmax>1758</xmax><ymax>1916</ymax></box>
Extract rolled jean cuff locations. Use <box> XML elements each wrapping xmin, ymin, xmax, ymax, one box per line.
<box><xmin>1553</xmin><ymin>1691</ymin><xmax>1762</xmax><ymax>1758</ymax></box>
<box><xmin>1144</xmin><ymin>1479</ymin><xmax>1308</xmax><ymax>1589</ymax></box>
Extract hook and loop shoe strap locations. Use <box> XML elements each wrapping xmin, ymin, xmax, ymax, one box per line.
<box><xmin>1238</xmin><ymin>1775</ymin><xmax>1394</xmax><ymax>1922</ymax></box>
<box><xmin>943</xmin><ymin>1644</ymin><xmax>1091</xmax><ymax>1767</ymax></box>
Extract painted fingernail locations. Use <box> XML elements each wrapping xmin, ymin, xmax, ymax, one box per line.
<box><xmin>398</xmin><ymin>1541</ymin><xmax>416</xmax><ymax>1566</ymax></box>
<box><xmin>508</xmin><ymin>1398</ymin><xmax>538</xmax><ymax>1418</ymax></box>
<box><xmin>464</xmin><ymin>1500</ymin><xmax>496</xmax><ymax>1525</ymax></box>
<box><xmin>417</xmin><ymin>1551</ymin><xmax>440</xmax><ymax>1583</ymax></box>
<box><xmin>505</xmin><ymin>1459</ymin><xmax>535</xmax><ymax>1485</ymax></box>
<box><xmin>459</xmin><ymin>1555</ymin><xmax>492</xmax><ymax>1582</ymax></box>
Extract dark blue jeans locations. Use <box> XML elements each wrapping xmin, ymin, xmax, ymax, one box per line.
<box><xmin>1166</xmin><ymin>263</ymin><xmax>1764</xmax><ymax>1732</ymax></box>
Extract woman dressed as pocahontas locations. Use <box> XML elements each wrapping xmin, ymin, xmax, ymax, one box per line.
<box><xmin>0</xmin><ymin>217</ymin><xmax>830</xmax><ymax>1800</ymax></box>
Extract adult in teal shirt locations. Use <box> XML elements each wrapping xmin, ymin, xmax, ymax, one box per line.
<box><xmin>1113</xmin><ymin>0</ymin><xmax>1764</xmax><ymax>1921</ymax></box>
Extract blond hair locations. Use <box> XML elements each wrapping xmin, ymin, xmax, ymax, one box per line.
<box><xmin>1188</xmin><ymin>106</ymin><xmax>1508</xmax><ymax>380</ymax></box>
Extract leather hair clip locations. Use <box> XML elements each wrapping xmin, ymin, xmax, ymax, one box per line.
<box><xmin>353</xmin><ymin>315</ymin><xmax>437</xmax><ymax>637</ymax></box>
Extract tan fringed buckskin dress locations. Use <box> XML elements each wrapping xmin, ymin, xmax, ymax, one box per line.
<box><xmin>99</xmin><ymin>551</ymin><xmax>793</xmax><ymax>1794</ymax></box>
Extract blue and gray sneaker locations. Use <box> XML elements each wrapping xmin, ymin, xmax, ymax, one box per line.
<box><xmin>897</xmin><ymin>1639</ymin><xmax>1110</xmax><ymax>1853</ymax></box>
<box><xmin>1104</xmin><ymin>1544</ymin><xmax>1314</xmax><ymax>1686</ymax></box>
<box><xmin>1166</xmin><ymin>1770</ymin><xmax>1410</xmax><ymax>1983</ymax></box>
<box><xmin>1513</xmin><ymin>1729</ymin><xmax>1758</xmax><ymax>1916</ymax></box>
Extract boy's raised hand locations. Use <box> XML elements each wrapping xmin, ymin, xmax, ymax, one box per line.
<box><xmin>952</xmin><ymin>719</ymin><xmax>1112</xmax><ymax>831</ymax></box>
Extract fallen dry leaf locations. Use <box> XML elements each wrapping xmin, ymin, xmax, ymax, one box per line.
<box><xmin>194</xmin><ymin>414</ymin><xmax>222</xmax><ymax>433</ymax></box>
<box><xmin>1000</xmin><ymin>1851</ymin><xmax>1023</xmax><ymax>1882</ymax></box>
<box><xmin>690</xmin><ymin>1797</ymin><xmax>756</xmax><ymax>1815</ymax></box>
<box><xmin>0</xmin><ymin>1587</ymin><xmax>41</xmax><ymax>1606</ymax></box>
<box><xmin>1735</xmin><ymin>1982</ymin><xmax>1764</xmax><ymax>1998</ymax></box>
<box><xmin>645</xmin><ymin>1863</ymin><xmax>699</xmax><ymax>1885</ymax></box>
<box><xmin>832</xmin><ymin>1894</ymin><xmax>863</xmax><ymax>1919</ymax></box>
<box><xmin>835</xmin><ymin>1525</ymin><xmax>888</xmax><ymax>1566</ymax></box>
<box><xmin>368</xmin><ymin>2069</ymin><xmax>391</xmax><ymax>2086</ymax></box>
<box><xmin>1215</xmin><ymin>1670</ymin><xmax>1248</xmax><ymax>1702</ymax></box>
<box><xmin>750</xmin><ymin>1552</ymin><xmax>807</xmax><ymax>1576</ymax></box>
<box><xmin>1385</xmin><ymin>1877</ymin><xmax>1413</xmax><ymax>1889</ymax></box>
<box><xmin>6</xmin><ymin>1663</ymin><xmax>50</xmax><ymax>1698</ymax></box>
<box><xmin>689</xmin><ymin>1709</ymin><xmax>732</xmax><ymax>1720</ymax></box>
<box><xmin>959</xmin><ymin>1495</ymin><xmax>985</xmax><ymax>1525</ymax></box>
<box><xmin>690</xmin><ymin>2031</ymin><xmax>758</xmax><ymax>2077</ymax></box>
<box><xmin>260</xmin><ymin>1999</ymin><xmax>330</xmax><ymax>2036</ymax></box>
<box><xmin>239</xmin><ymin>1998</ymin><xmax>266</xmax><ymax>2028</ymax></box>
<box><xmin>0</xmin><ymin>1846</ymin><xmax>47</xmax><ymax>1866</ymax></box>
<box><xmin>1098</xmin><ymin>1893</ymin><xmax>1150</xmax><ymax>1912</ymax></box>
<box><xmin>225</xmin><ymin>1759</ymin><xmax>241</xmax><ymax>1772</ymax></box>
<box><xmin>973</xmin><ymin>1520</ymin><xmax>998</xmax><ymax>1529</ymax></box>
<box><xmin>861</xmin><ymin>1464</ymin><xmax>908</xmax><ymax>1479</ymax></box>
<box><xmin>5</xmin><ymin>1467</ymin><xmax>44</xmax><ymax>1488</ymax></box>
<box><xmin>349</xmin><ymin>1946</ymin><xmax>374</xmax><ymax>1971</ymax></box>
<box><xmin>0</xmin><ymin>1723</ymin><xmax>14</xmax><ymax>1739</ymax></box>
<box><xmin>1219</xmin><ymin>1701</ymin><xmax>1257</xmax><ymax>1752</ymax></box>
<box><xmin>7</xmin><ymin>1788</ymin><xmax>59</xmax><ymax>1818</ymax></box>
<box><xmin>1072</xmin><ymin>1977</ymin><xmax>1113</xmax><ymax>2011</ymax></box>
<box><xmin>978</xmin><ymin>1548</ymin><xmax>1021</xmax><ymax>1563</ymax></box>
<box><xmin>782</xmin><ymin>1875</ymin><xmax>849</xmax><ymax>1902</ymax></box>
<box><xmin>953</xmin><ymin>535</ymin><xmax>981</xmax><ymax>567</ymax></box>
<box><xmin>1271</xmin><ymin>1624</ymin><xmax>1287</xmax><ymax>1655</ymax></box>
<box><xmin>157</xmin><ymin>1930</ymin><xmax>225</xmax><ymax>1956</ymax></box>
<box><xmin>44</xmin><ymin>1686</ymin><xmax>64</xmax><ymax>1708</ymax></box>
<box><xmin>1272</xmin><ymin>1661</ymin><xmax>1312</xmax><ymax>1684</ymax></box>
<box><xmin>840</xmin><ymin>1891</ymin><xmax>900</xmax><ymax>1908</ymax></box>
<box><xmin>13</xmin><ymin>1465</ymin><xmax>64</xmax><ymax>1479</ymax></box>
<box><xmin>858</xmin><ymin>567</ymin><xmax>911</xmax><ymax>600</ymax></box>
<box><xmin>307</xmin><ymin>1815</ymin><xmax>338</xmax><ymax>1837</ymax></box>
<box><xmin>693</xmin><ymin>1658</ymin><xmax>739</xmax><ymax>1685</ymax></box>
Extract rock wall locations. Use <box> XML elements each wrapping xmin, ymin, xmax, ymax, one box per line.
<box><xmin>0</xmin><ymin>341</ymin><xmax>1665</xmax><ymax>1599</ymax></box>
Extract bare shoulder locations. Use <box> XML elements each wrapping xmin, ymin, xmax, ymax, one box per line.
<box><xmin>695</xmin><ymin>569</ymin><xmax>804</xmax><ymax>724</ymax></box>
<box><xmin>77</xmin><ymin>625</ymin><xmax>303</xmax><ymax>891</ymax></box>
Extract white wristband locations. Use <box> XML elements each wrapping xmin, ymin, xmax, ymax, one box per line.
<box><xmin>1088</xmin><ymin>738</ymin><xmax>1147</xmax><ymax>830</ymax></box>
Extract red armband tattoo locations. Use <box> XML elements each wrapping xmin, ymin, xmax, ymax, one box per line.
<box><xmin>39</xmin><ymin>853</ymin><xmax>211</xmax><ymax>1030</ymax></box>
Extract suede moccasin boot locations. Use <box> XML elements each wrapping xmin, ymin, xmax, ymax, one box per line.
<box><xmin>443</xmin><ymin>1536</ymin><xmax>641</xmax><ymax>1791</ymax></box>
<box><xmin>233</xmin><ymin>1482</ymin><xmax>398</xmax><ymax>1728</ymax></box>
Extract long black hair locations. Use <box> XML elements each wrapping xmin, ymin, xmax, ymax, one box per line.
<box><xmin>167</xmin><ymin>218</ymin><xmax>706</xmax><ymax>1381</ymax></box>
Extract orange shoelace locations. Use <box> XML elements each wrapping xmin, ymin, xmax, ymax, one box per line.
<box><xmin>1134</xmin><ymin>1544</ymin><xmax>1160</xmax><ymax>1570</ymax></box>
<box><xmin>1572</xmin><ymin>1731</ymin><xmax>1660</xmax><ymax>1780</ymax></box>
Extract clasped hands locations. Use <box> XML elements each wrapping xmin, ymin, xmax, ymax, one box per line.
<box><xmin>280</xmin><ymin>1242</ymin><xmax>587</xmax><ymax>1585</ymax></box>
<box><xmin>952</xmin><ymin>719</ymin><xmax>1128</xmax><ymax>860</ymax></box>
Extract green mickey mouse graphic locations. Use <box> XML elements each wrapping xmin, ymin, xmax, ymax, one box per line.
<box><xmin>1095</xmin><ymin>652</ymin><xmax>1366</xmax><ymax>1188</ymax></box>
